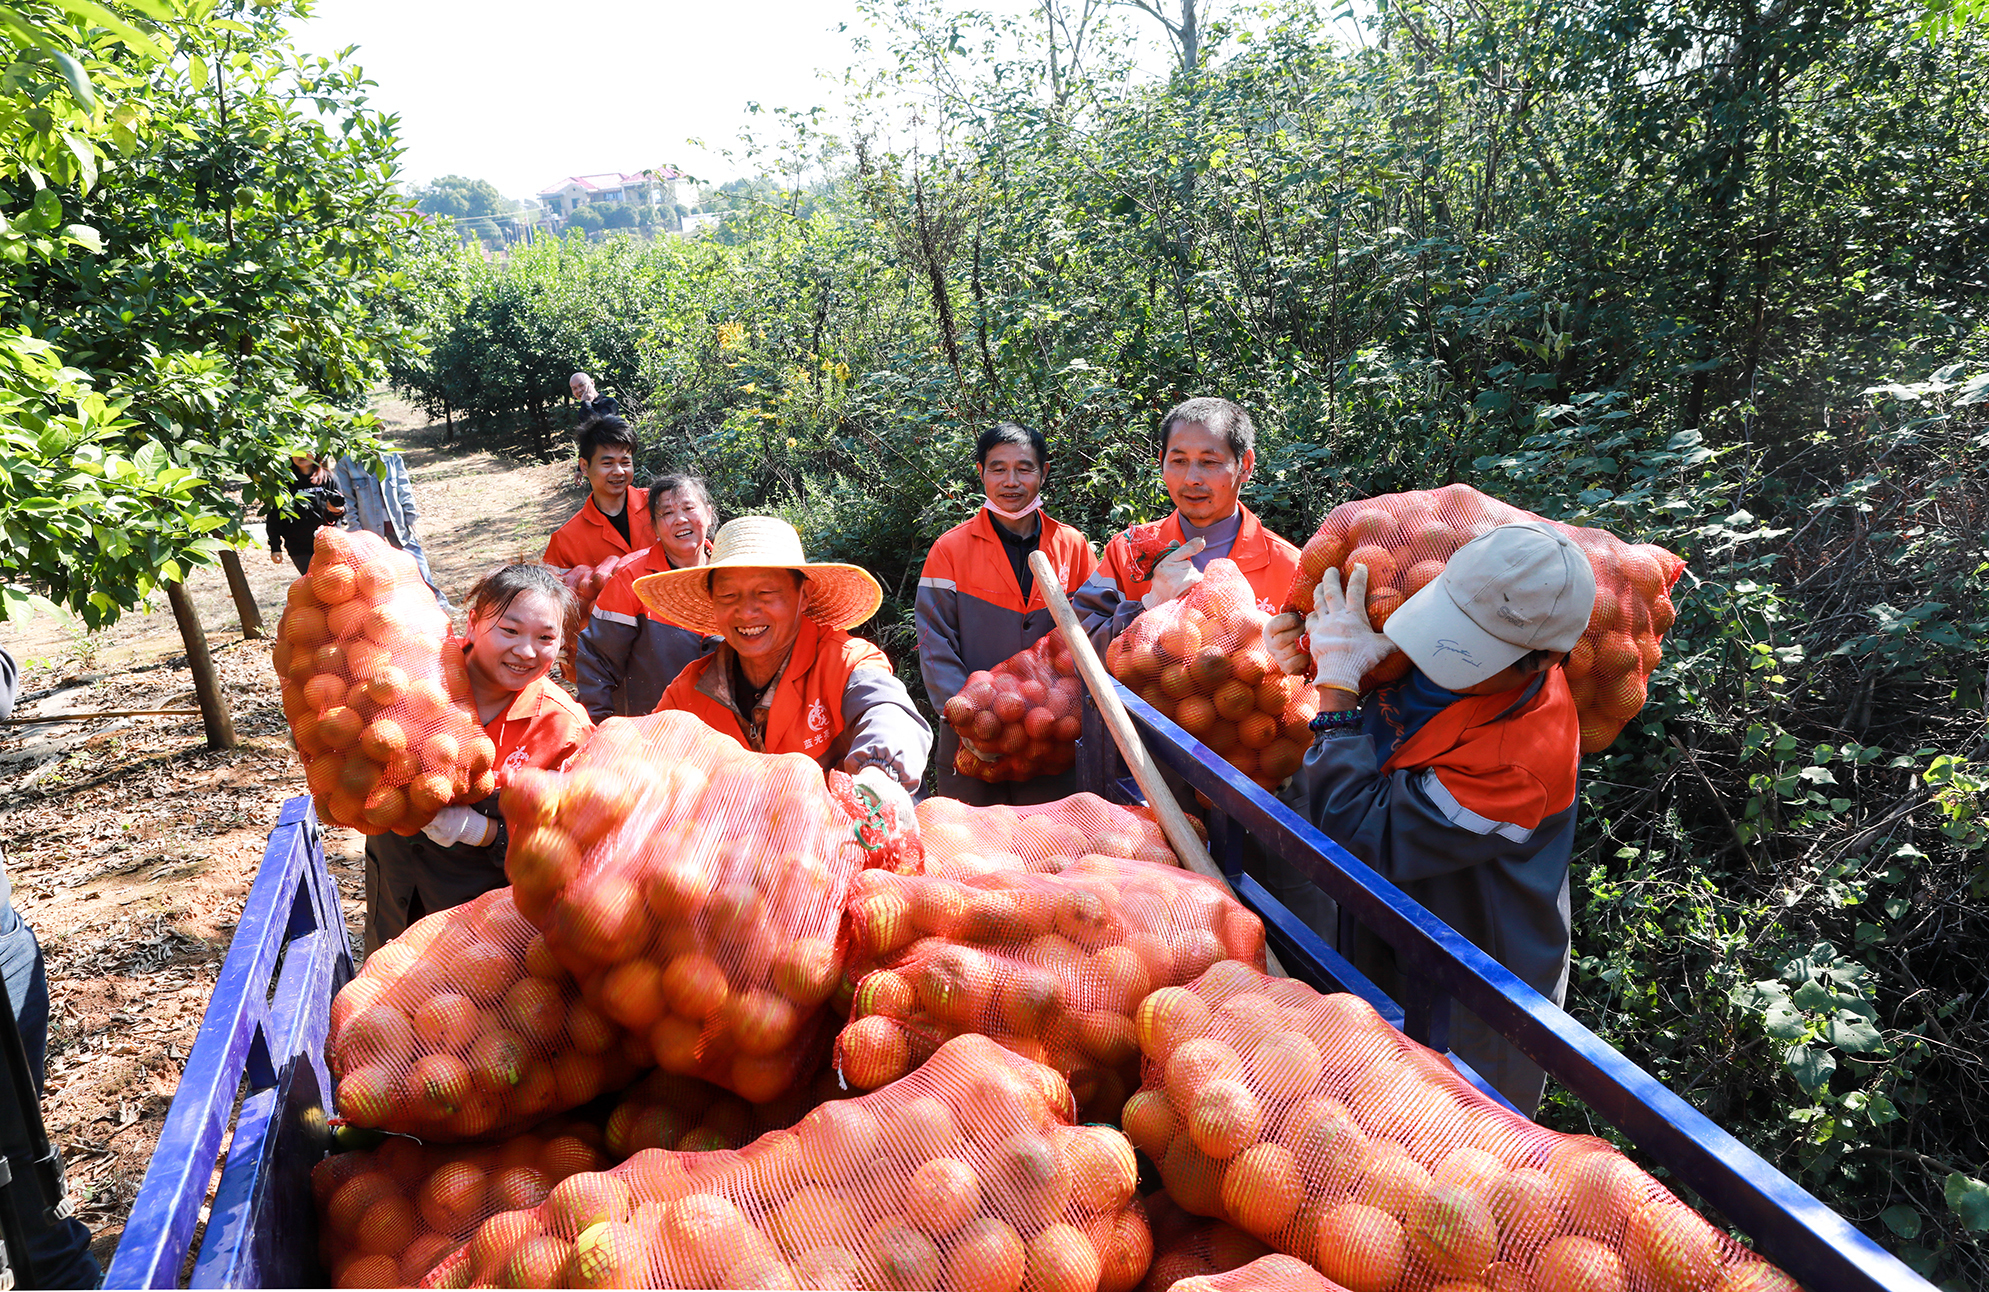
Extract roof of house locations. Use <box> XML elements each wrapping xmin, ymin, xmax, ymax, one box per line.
<box><xmin>536</xmin><ymin>168</ymin><xmax>684</xmax><ymax>197</ymax></box>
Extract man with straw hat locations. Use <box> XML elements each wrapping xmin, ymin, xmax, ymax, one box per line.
<box><xmin>635</xmin><ymin>517</ymin><xmax>932</xmax><ymax>812</ymax></box>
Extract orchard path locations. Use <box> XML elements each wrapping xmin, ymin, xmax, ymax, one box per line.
<box><xmin>0</xmin><ymin>396</ymin><xmax>587</xmax><ymax>1268</ymax></box>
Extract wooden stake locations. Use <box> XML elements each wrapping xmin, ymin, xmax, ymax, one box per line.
<box><xmin>219</xmin><ymin>547</ymin><xmax>264</xmax><ymax>639</ymax></box>
<box><xmin>166</xmin><ymin>579</ymin><xmax>238</xmax><ymax>750</ymax></box>
<box><xmin>1028</xmin><ymin>550</ymin><xmax>1285</xmax><ymax>977</ymax></box>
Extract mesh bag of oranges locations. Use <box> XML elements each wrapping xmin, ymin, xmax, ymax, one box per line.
<box><xmin>419</xmin><ymin>1034</ymin><xmax>1153</xmax><ymax>1292</ymax></box>
<box><xmin>328</xmin><ymin>888</ymin><xmax>646</xmax><ymax>1142</ymax></box>
<box><xmin>917</xmin><ymin>793</ymin><xmax>1185</xmax><ymax>879</ymax></box>
<box><xmin>500</xmin><ymin>712</ymin><xmax>883</xmax><ymax>1103</ymax></box>
<box><xmin>941</xmin><ymin>628</ymin><xmax>1087</xmax><ymax>784</ymax></box>
<box><xmin>837</xmin><ymin>856</ymin><xmax>1267</xmax><ymax>1123</ymax></box>
<box><xmin>313</xmin><ymin>1116</ymin><xmax>610</xmax><ymax>1289</ymax></box>
<box><xmin>1106</xmin><ymin>559</ymin><xmax>1318</xmax><ymax>789</ymax></box>
<box><xmin>1137</xmin><ymin>1191</ymin><xmax>1274</xmax><ymax>1291</ymax></box>
<box><xmin>603</xmin><ymin>1067</ymin><xmax>854</xmax><ymax>1159</ymax></box>
<box><xmin>1127</xmin><ymin>962</ymin><xmax>1799</xmax><ymax>1292</ymax></box>
<box><xmin>273</xmin><ymin>529</ymin><xmax>497</xmax><ymax>834</ymax></box>
<box><xmin>1282</xmin><ymin>484</ymin><xmax>1686</xmax><ymax>754</ymax></box>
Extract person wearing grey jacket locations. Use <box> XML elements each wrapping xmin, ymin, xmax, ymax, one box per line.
<box><xmin>576</xmin><ymin>476</ymin><xmax>720</xmax><ymax>720</ymax></box>
<box><xmin>1267</xmin><ymin>522</ymin><xmax>1596</xmax><ymax>1115</ymax></box>
<box><xmin>331</xmin><ymin>451</ymin><xmax>448</xmax><ymax>607</ymax></box>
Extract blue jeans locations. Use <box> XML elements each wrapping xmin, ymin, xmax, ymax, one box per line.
<box><xmin>1</xmin><ymin>890</ymin><xmax>103</xmax><ymax>1288</ymax></box>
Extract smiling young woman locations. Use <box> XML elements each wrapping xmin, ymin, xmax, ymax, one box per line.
<box><xmin>362</xmin><ymin>565</ymin><xmax>593</xmax><ymax>953</ymax></box>
<box><xmin>575</xmin><ymin>475</ymin><xmax>723</xmax><ymax>721</ymax></box>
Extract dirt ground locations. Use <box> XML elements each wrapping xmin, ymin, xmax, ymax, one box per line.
<box><xmin>0</xmin><ymin>397</ymin><xmax>588</xmax><ymax>1271</ymax></box>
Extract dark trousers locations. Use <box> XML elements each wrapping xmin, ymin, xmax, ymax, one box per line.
<box><xmin>363</xmin><ymin>823</ymin><xmax>506</xmax><ymax>956</ymax></box>
<box><xmin>284</xmin><ymin>536</ymin><xmax>314</xmax><ymax>576</ymax></box>
<box><xmin>0</xmin><ymin>896</ymin><xmax>101</xmax><ymax>1289</ymax></box>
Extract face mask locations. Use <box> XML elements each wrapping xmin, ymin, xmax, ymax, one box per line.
<box><xmin>985</xmin><ymin>495</ymin><xmax>1044</xmax><ymax>522</ymax></box>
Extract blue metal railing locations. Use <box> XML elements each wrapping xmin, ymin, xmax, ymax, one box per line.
<box><xmin>1079</xmin><ymin>684</ymin><xmax>1931</xmax><ymax>1292</ymax></box>
<box><xmin>104</xmin><ymin>796</ymin><xmax>350</xmax><ymax>1290</ymax></box>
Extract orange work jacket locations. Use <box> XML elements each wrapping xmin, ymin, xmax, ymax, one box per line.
<box><xmin>653</xmin><ymin>617</ymin><xmax>891</xmax><ymax>769</ymax></box>
<box><xmin>1095</xmin><ymin>506</ymin><xmax>1299</xmax><ymax>615</ymax></box>
<box><xmin>543</xmin><ymin>489</ymin><xmax>651</xmax><ymax>571</ymax></box>
<box><xmin>1381</xmin><ymin>667</ymin><xmax>1581</xmax><ymax>829</ymax></box>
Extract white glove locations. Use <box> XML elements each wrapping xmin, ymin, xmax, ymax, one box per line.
<box><xmin>1306</xmin><ymin>565</ymin><xmax>1396</xmax><ymax>694</ymax></box>
<box><xmin>1265</xmin><ymin>611</ymin><xmax>1309</xmax><ymax>677</ymax></box>
<box><xmin>1141</xmin><ymin>537</ymin><xmax>1207</xmax><ymax>609</ymax></box>
<box><xmin>421</xmin><ymin>804</ymin><xmax>497</xmax><ymax>848</ymax></box>
<box><xmin>852</xmin><ymin>764</ymin><xmax>918</xmax><ymax>847</ymax></box>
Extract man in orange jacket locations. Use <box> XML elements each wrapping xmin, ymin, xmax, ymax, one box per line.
<box><xmin>1268</xmin><ymin>522</ymin><xmax>1595</xmax><ymax>1114</ymax></box>
<box><xmin>917</xmin><ymin>422</ymin><xmax>1097</xmax><ymax>803</ymax></box>
<box><xmin>637</xmin><ymin>518</ymin><xmax>932</xmax><ymax>826</ymax></box>
<box><xmin>1072</xmin><ymin>396</ymin><xmax>1299</xmax><ymax>652</ymax></box>
<box><xmin>543</xmin><ymin>416</ymin><xmax>650</xmax><ymax>573</ymax></box>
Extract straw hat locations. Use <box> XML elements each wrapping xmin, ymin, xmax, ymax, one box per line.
<box><xmin>632</xmin><ymin>516</ymin><xmax>883</xmax><ymax>635</ymax></box>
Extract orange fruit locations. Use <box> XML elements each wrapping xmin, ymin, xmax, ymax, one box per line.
<box><xmin>660</xmin><ymin>953</ymin><xmax>731</xmax><ymax>1020</ymax></box>
<box><xmin>1165</xmin><ymin>1036</ymin><xmax>1244</xmax><ymax>1111</ymax></box>
<box><xmin>1409</xmin><ymin>1182</ymin><xmax>1499</xmax><ymax>1280</ymax></box>
<box><xmin>1237</xmin><ymin>712</ymin><xmax>1279</xmax><ymax>751</ymax></box>
<box><xmin>311</xmin><ymin>562</ymin><xmax>359</xmax><ymax>604</ymax></box>
<box><xmin>1532</xmin><ymin>1235</ymin><xmax>1626</xmax><ymax>1292</ymax></box>
<box><xmin>1174</xmin><ymin>694</ymin><xmax>1219</xmax><ymax>737</ymax></box>
<box><xmin>1344</xmin><ymin>544</ymin><xmax>1399</xmax><ymax>591</ymax></box>
<box><xmin>1244</xmin><ymin>1030</ymin><xmax>1324</xmax><ymax>1098</ymax></box>
<box><xmin>1313</xmin><ymin>1202</ymin><xmax>1406</xmax><ymax>1292</ymax></box>
<box><xmin>1651</xmin><ymin>593</ymin><xmax>1677</xmax><ymax>636</ymax></box>
<box><xmin>1160</xmin><ymin>662</ymin><xmax>1198</xmax><ymax>700</ymax></box>
<box><xmin>1023</xmin><ymin>1223</ymin><xmax>1101</xmax><ymax>1292</ymax></box>
<box><xmin>1063</xmin><ymin>1125</ymin><xmax>1137</xmax><ymax>1211</ymax></box>
<box><xmin>771</xmin><ymin>1186</ymin><xmax>864</xmax><ymax>1256</ymax></box>
<box><xmin>411</xmin><ymin>992</ymin><xmax>479</xmax><ymax>1053</ymax></box>
<box><xmin>1433</xmin><ymin>1148</ymin><xmax>1507</xmax><ymax>1193</ymax></box>
<box><xmin>1356</xmin><ymin>1144</ymin><xmax>1433</xmax><ymax>1221</ymax></box>
<box><xmin>797</xmin><ymin>1101</ymin><xmax>883</xmax><ymax>1184</ymax></box>
<box><xmin>945</xmin><ymin>1216</ymin><xmax>1026</xmax><ymax>1292</ymax></box>
<box><xmin>1188</xmin><ymin>1078</ymin><xmax>1265</xmax><ymax>1159</ymax></box>
<box><xmin>1212</xmin><ymin>679</ymin><xmax>1257</xmax><ymax>722</ymax></box>
<box><xmin>1598</xmin><ymin>669</ymin><xmax>1648</xmax><ymax>722</ymax></box>
<box><xmin>1564</xmin><ymin>636</ymin><xmax>1596</xmax><ymax>680</ymax></box>
<box><xmin>1594</xmin><ymin>629</ymin><xmax>1640</xmax><ymax>674</ymax></box>
<box><xmin>416</xmin><ymin>1159</ymin><xmax>488</xmax><ymax>1233</ymax></box>
<box><xmin>1160</xmin><ymin>1135</ymin><xmax>1228</xmax><ymax>1216</ymax></box>
<box><xmin>905</xmin><ymin>1156</ymin><xmax>981</xmax><ymax>1236</ymax></box>
<box><xmin>867</xmin><ymin>1218</ymin><xmax>943</xmax><ymax>1290</ymax></box>
<box><xmin>1624</xmin><ymin>1197</ymin><xmax>1725</xmax><ymax>1292</ymax></box>
<box><xmin>467</xmin><ymin>1209</ymin><xmax>538</xmax><ymax>1278</ymax></box>
<box><xmin>1120</xmin><ymin>1089</ymin><xmax>1179</xmax><ymax>1158</ymax></box>
<box><xmin>1158</xmin><ymin>619</ymin><xmax>1205</xmax><ymax>664</ymax></box>
<box><xmin>1484</xmin><ymin>1167</ymin><xmax>1568</xmax><ymax>1257</ymax></box>
<box><xmin>326</xmin><ymin>1170</ymin><xmax>400</xmax><ymax>1238</ymax></box>
<box><xmin>1276</xmin><ymin>1097</ymin><xmax>1369</xmax><ymax>1192</ymax></box>
<box><xmin>353</xmin><ymin>1193</ymin><xmax>418</xmax><ymax>1257</ymax></box>
<box><xmin>334</xmin><ymin>1254</ymin><xmax>401</xmax><ymax>1288</ymax></box>
<box><xmin>1258</xmin><ymin>738</ymin><xmax>1306</xmax><ymax>782</ymax></box>
<box><xmin>1221</xmin><ymin>1142</ymin><xmax>1303</xmax><ymax>1237</ymax></box>
<box><xmin>838</xmin><ymin>1015</ymin><xmax>911</xmax><ymax>1089</ymax></box>
<box><xmin>1344</xmin><ymin>507</ymin><xmax>1402</xmax><ymax>547</ymax></box>
<box><xmin>1366</xmin><ymin>587</ymin><xmax>1405</xmax><ymax>630</ymax></box>
<box><xmin>397</xmin><ymin>1232</ymin><xmax>459</xmax><ymax>1285</ymax></box>
<box><xmin>1620</xmin><ymin>547</ymin><xmax>1664</xmax><ymax>598</ymax></box>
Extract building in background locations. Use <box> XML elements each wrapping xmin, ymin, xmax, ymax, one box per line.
<box><xmin>537</xmin><ymin>169</ymin><xmax>683</xmax><ymax>217</ymax></box>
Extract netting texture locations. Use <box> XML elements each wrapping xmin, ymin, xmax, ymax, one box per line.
<box><xmin>602</xmin><ymin>1067</ymin><xmax>853</xmax><ymax>1159</ymax></box>
<box><xmin>500</xmin><ymin>712</ymin><xmax>880</xmax><ymax>1102</ymax></box>
<box><xmin>941</xmin><ymin>628</ymin><xmax>1086</xmax><ymax>784</ymax></box>
<box><xmin>1106</xmin><ymin>560</ymin><xmax>1319</xmax><ymax>789</ymax></box>
<box><xmin>419</xmin><ymin>1035</ymin><xmax>1153</xmax><ymax>1291</ymax></box>
<box><xmin>835</xmin><ymin>857</ymin><xmax>1266</xmax><ymax>1122</ymax></box>
<box><xmin>1136</xmin><ymin>1190</ymin><xmax>1273</xmax><ymax>1291</ymax></box>
<box><xmin>1169</xmin><ymin>1253</ymin><xmax>1351</xmax><ymax>1292</ymax></box>
<box><xmin>559</xmin><ymin>553</ymin><xmax>641</xmax><ymax>677</ymax></box>
<box><xmin>1128</xmin><ymin>962</ymin><xmax>1798</xmax><ymax>1292</ymax></box>
<box><xmin>314</xmin><ymin>1117</ymin><xmax>609</xmax><ymax>1289</ymax></box>
<box><xmin>274</xmin><ymin>529</ymin><xmax>496</xmax><ymax>835</ymax></box>
<box><xmin>917</xmin><ymin>794</ymin><xmax>1184</xmax><ymax>879</ymax></box>
<box><xmin>1282</xmin><ymin>484</ymin><xmax>1687</xmax><ymax>753</ymax></box>
<box><xmin>328</xmin><ymin>888</ymin><xmax>645</xmax><ymax>1141</ymax></box>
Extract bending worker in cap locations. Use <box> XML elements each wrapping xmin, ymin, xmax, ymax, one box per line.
<box><xmin>638</xmin><ymin>517</ymin><xmax>932</xmax><ymax>825</ymax></box>
<box><xmin>1266</xmin><ymin>521</ymin><xmax>1595</xmax><ymax>1115</ymax></box>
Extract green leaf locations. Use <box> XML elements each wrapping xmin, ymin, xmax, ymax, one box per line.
<box><xmin>1943</xmin><ymin>1173</ymin><xmax>1989</xmax><ymax>1232</ymax></box>
<box><xmin>49</xmin><ymin>48</ymin><xmax>96</xmax><ymax>112</ymax></box>
<box><xmin>1784</xmin><ymin>1043</ymin><xmax>1836</xmax><ymax>1093</ymax></box>
<box><xmin>1880</xmin><ymin>1205</ymin><xmax>1922</xmax><ymax>1239</ymax></box>
<box><xmin>46</xmin><ymin>0</ymin><xmax>169</xmax><ymax>59</ymax></box>
<box><xmin>1826</xmin><ymin>1013</ymin><xmax>1885</xmax><ymax>1054</ymax></box>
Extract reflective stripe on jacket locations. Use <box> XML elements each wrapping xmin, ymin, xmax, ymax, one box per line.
<box><xmin>543</xmin><ymin>490</ymin><xmax>651</xmax><ymax>570</ymax></box>
<box><xmin>914</xmin><ymin>509</ymin><xmax>1096</xmax><ymax>710</ymax></box>
<box><xmin>654</xmin><ymin>618</ymin><xmax>932</xmax><ymax>791</ymax></box>
<box><xmin>1071</xmin><ymin>505</ymin><xmax>1299</xmax><ymax>652</ymax></box>
<box><xmin>1278</xmin><ymin>666</ymin><xmax>1581</xmax><ymax>1113</ymax></box>
<box><xmin>576</xmin><ymin>546</ymin><xmax>717</xmax><ymax>721</ymax></box>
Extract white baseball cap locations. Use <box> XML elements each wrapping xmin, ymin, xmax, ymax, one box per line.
<box><xmin>1382</xmin><ymin>521</ymin><xmax>1597</xmax><ymax>691</ymax></box>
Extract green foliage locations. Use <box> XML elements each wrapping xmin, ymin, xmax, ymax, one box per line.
<box><xmin>0</xmin><ymin>0</ymin><xmax>418</xmax><ymax>626</ymax></box>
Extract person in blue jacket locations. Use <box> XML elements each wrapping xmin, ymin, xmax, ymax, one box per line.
<box><xmin>332</xmin><ymin>451</ymin><xmax>450</xmax><ymax>608</ymax></box>
<box><xmin>0</xmin><ymin>647</ymin><xmax>100</xmax><ymax>1288</ymax></box>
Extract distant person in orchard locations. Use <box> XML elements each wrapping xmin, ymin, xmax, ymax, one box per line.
<box><xmin>264</xmin><ymin>453</ymin><xmax>345</xmax><ymax>576</ymax></box>
<box><xmin>1267</xmin><ymin>522</ymin><xmax>1595</xmax><ymax>1114</ymax></box>
<box><xmin>331</xmin><ymin>450</ymin><xmax>450</xmax><ymax>608</ymax></box>
<box><xmin>364</xmin><ymin>565</ymin><xmax>591</xmax><ymax>952</ymax></box>
<box><xmin>543</xmin><ymin>416</ymin><xmax>649</xmax><ymax>573</ymax></box>
<box><xmin>916</xmin><ymin>422</ymin><xmax>1096</xmax><ymax>804</ymax></box>
<box><xmin>637</xmin><ymin>517</ymin><xmax>932</xmax><ymax>818</ymax></box>
<box><xmin>0</xmin><ymin>650</ymin><xmax>101</xmax><ymax>1288</ymax></box>
<box><xmin>576</xmin><ymin>474</ymin><xmax>721</xmax><ymax>720</ymax></box>
<box><xmin>569</xmin><ymin>370</ymin><xmax>618</xmax><ymax>422</ymax></box>
<box><xmin>1072</xmin><ymin>396</ymin><xmax>1300</xmax><ymax>652</ymax></box>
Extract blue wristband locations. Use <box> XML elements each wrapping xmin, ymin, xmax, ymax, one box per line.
<box><xmin>1308</xmin><ymin>708</ymin><xmax>1363</xmax><ymax>736</ymax></box>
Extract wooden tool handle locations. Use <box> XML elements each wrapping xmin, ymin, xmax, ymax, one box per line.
<box><xmin>1028</xmin><ymin>550</ymin><xmax>1286</xmax><ymax>977</ymax></box>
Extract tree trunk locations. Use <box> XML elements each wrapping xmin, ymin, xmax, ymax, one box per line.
<box><xmin>167</xmin><ymin>579</ymin><xmax>238</xmax><ymax>750</ymax></box>
<box><xmin>218</xmin><ymin>547</ymin><xmax>263</xmax><ymax>639</ymax></box>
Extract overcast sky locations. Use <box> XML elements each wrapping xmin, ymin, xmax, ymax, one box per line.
<box><xmin>292</xmin><ymin>0</ymin><xmax>880</xmax><ymax>201</ymax></box>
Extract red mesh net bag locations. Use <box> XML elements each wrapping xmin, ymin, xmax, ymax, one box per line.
<box><xmin>1138</xmin><ymin>1191</ymin><xmax>1274</xmax><ymax>1291</ymax></box>
<box><xmin>500</xmin><ymin>712</ymin><xmax>886</xmax><ymax>1103</ymax></box>
<box><xmin>328</xmin><ymin>888</ymin><xmax>645</xmax><ymax>1141</ymax></box>
<box><xmin>1107</xmin><ymin>560</ymin><xmax>1318</xmax><ymax>789</ymax></box>
<box><xmin>1172</xmin><ymin>1253</ymin><xmax>1352</xmax><ymax>1291</ymax></box>
<box><xmin>558</xmin><ymin>553</ymin><xmax>643</xmax><ymax>678</ymax></box>
<box><xmin>273</xmin><ymin>529</ymin><xmax>496</xmax><ymax>835</ymax></box>
<box><xmin>419</xmin><ymin>1034</ymin><xmax>1154</xmax><ymax>1291</ymax></box>
<box><xmin>835</xmin><ymin>856</ymin><xmax>1266</xmax><ymax>1122</ymax></box>
<box><xmin>603</xmin><ymin>1067</ymin><xmax>851</xmax><ymax>1159</ymax></box>
<box><xmin>313</xmin><ymin>1117</ymin><xmax>609</xmax><ymax>1289</ymax></box>
<box><xmin>916</xmin><ymin>794</ymin><xmax>1184</xmax><ymax>878</ymax></box>
<box><xmin>1282</xmin><ymin>484</ymin><xmax>1687</xmax><ymax>753</ymax></box>
<box><xmin>942</xmin><ymin>629</ymin><xmax>1087</xmax><ymax>784</ymax></box>
<box><xmin>1128</xmin><ymin>962</ymin><xmax>1799</xmax><ymax>1292</ymax></box>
